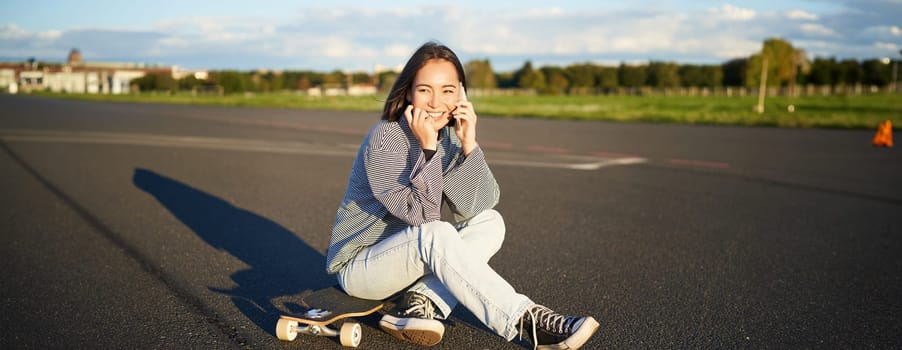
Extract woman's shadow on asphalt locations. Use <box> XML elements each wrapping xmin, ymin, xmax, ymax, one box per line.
<box><xmin>132</xmin><ymin>168</ymin><xmax>334</xmax><ymax>335</ymax></box>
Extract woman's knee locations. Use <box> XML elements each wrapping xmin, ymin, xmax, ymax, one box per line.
<box><xmin>482</xmin><ymin>209</ymin><xmax>506</xmax><ymax>235</ymax></box>
<box><xmin>459</xmin><ymin>209</ymin><xmax>505</xmax><ymax>259</ymax></box>
<box><xmin>474</xmin><ymin>209</ymin><xmax>506</xmax><ymax>244</ymax></box>
<box><xmin>421</xmin><ymin>220</ymin><xmax>459</xmax><ymax>241</ymax></box>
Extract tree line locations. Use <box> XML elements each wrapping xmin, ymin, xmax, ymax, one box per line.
<box><xmin>133</xmin><ymin>38</ymin><xmax>900</xmax><ymax>95</ymax></box>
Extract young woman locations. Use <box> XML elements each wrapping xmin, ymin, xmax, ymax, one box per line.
<box><xmin>325</xmin><ymin>41</ymin><xmax>599</xmax><ymax>349</ymax></box>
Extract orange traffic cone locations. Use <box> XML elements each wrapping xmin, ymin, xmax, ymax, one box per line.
<box><xmin>872</xmin><ymin>120</ymin><xmax>893</xmax><ymax>147</ymax></box>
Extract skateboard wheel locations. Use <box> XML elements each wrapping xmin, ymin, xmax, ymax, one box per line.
<box><xmin>340</xmin><ymin>322</ymin><xmax>362</xmax><ymax>347</ymax></box>
<box><xmin>276</xmin><ymin>318</ymin><xmax>298</xmax><ymax>341</ymax></box>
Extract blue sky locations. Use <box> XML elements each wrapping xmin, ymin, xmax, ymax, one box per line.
<box><xmin>1</xmin><ymin>1</ymin><xmax>899</xmax><ymax>71</ymax></box>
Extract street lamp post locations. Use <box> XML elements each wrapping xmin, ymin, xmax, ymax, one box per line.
<box><xmin>755</xmin><ymin>57</ymin><xmax>768</xmax><ymax>114</ymax></box>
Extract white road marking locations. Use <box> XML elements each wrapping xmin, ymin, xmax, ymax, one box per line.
<box><xmin>492</xmin><ymin>157</ymin><xmax>646</xmax><ymax>170</ymax></box>
<box><xmin>0</xmin><ymin>129</ymin><xmax>646</xmax><ymax>171</ymax></box>
<box><xmin>0</xmin><ymin>128</ymin><xmax>356</xmax><ymax>157</ymax></box>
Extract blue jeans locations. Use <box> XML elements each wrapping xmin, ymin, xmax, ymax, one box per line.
<box><xmin>337</xmin><ymin>209</ymin><xmax>534</xmax><ymax>340</ymax></box>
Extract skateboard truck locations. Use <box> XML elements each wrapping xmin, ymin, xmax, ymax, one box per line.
<box><xmin>301</xmin><ymin>323</ymin><xmax>338</xmax><ymax>337</ymax></box>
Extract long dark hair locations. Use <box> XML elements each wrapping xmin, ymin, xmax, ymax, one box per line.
<box><xmin>381</xmin><ymin>41</ymin><xmax>467</xmax><ymax>122</ymax></box>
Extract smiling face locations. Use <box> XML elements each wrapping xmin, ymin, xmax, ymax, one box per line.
<box><xmin>407</xmin><ymin>58</ymin><xmax>461</xmax><ymax>131</ymax></box>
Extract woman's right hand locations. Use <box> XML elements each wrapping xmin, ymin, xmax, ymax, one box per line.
<box><xmin>405</xmin><ymin>105</ymin><xmax>438</xmax><ymax>150</ymax></box>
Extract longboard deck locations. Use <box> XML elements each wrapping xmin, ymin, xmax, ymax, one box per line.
<box><xmin>280</xmin><ymin>286</ymin><xmax>386</xmax><ymax>327</ymax></box>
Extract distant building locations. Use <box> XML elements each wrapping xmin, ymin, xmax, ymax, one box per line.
<box><xmin>67</xmin><ymin>48</ymin><xmax>83</xmax><ymax>66</ymax></box>
<box><xmin>347</xmin><ymin>84</ymin><xmax>378</xmax><ymax>96</ymax></box>
<box><xmin>0</xmin><ymin>48</ymin><xmax>207</xmax><ymax>94</ymax></box>
<box><xmin>0</xmin><ymin>69</ymin><xmax>16</xmax><ymax>93</ymax></box>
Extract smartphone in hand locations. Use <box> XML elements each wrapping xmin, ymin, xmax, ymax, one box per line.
<box><xmin>459</xmin><ymin>82</ymin><xmax>467</xmax><ymax>102</ymax></box>
<box><xmin>452</xmin><ymin>83</ymin><xmax>467</xmax><ymax>127</ymax></box>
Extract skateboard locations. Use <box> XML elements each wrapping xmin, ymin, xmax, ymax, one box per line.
<box><xmin>276</xmin><ymin>286</ymin><xmax>389</xmax><ymax>348</ymax></box>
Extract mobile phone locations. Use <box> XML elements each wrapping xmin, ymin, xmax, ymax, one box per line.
<box><xmin>453</xmin><ymin>83</ymin><xmax>467</xmax><ymax>127</ymax></box>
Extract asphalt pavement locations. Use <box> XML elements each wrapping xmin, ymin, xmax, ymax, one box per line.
<box><xmin>2</xmin><ymin>94</ymin><xmax>900</xmax><ymax>349</ymax></box>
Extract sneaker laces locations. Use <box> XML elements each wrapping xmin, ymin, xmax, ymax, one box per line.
<box><xmin>519</xmin><ymin>305</ymin><xmax>580</xmax><ymax>350</ymax></box>
<box><xmin>403</xmin><ymin>292</ymin><xmax>436</xmax><ymax>319</ymax></box>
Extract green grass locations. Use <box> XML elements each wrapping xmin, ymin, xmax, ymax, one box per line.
<box><xmin>475</xmin><ymin>94</ymin><xmax>901</xmax><ymax>129</ymax></box>
<box><xmin>31</xmin><ymin>90</ymin><xmax>901</xmax><ymax>129</ymax></box>
<box><xmin>34</xmin><ymin>91</ymin><xmax>386</xmax><ymax>112</ymax></box>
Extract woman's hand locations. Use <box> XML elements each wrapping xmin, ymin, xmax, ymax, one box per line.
<box><xmin>453</xmin><ymin>84</ymin><xmax>478</xmax><ymax>155</ymax></box>
<box><xmin>405</xmin><ymin>105</ymin><xmax>439</xmax><ymax>150</ymax></box>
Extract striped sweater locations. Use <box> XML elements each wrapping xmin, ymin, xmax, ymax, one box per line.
<box><xmin>325</xmin><ymin>118</ymin><xmax>500</xmax><ymax>274</ymax></box>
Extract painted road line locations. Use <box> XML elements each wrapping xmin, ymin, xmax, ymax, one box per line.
<box><xmin>592</xmin><ymin>151</ymin><xmax>642</xmax><ymax>159</ymax></box>
<box><xmin>0</xmin><ymin>129</ymin><xmax>646</xmax><ymax>171</ymax></box>
<box><xmin>0</xmin><ymin>129</ymin><xmax>357</xmax><ymax>157</ymax></box>
<box><xmin>479</xmin><ymin>141</ymin><xmax>514</xmax><ymax>149</ymax></box>
<box><xmin>569</xmin><ymin>157</ymin><xmax>647</xmax><ymax>170</ymax></box>
<box><xmin>527</xmin><ymin>145</ymin><xmax>570</xmax><ymax>154</ymax></box>
<box><xmin>492</xmin><ymin>157</ymin><xmax>647</xmax><ymax>171</ymax></box>
<box><xmin>667</xmin><ymin>158</ymin><xmax>730</xmax><ymax>169</ymax></box>
<box><xmin>175</xmin><ymin>114</ymin><xmax>367</xmax><ymax>136</ymax></box>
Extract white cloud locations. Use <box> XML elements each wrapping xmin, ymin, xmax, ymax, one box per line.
<box><xmin>0</xmin><ymin>24</ymin><xmax>60</xmax><ymax>41</ymax></box>
<box><xmin>0</xmin><ymin>24</ymin><xmax>29</xmax><ymax>40</ymax></box>
<box><xmin>320</xmin><ymin>38</ymin><xmax>354</xmax><ymax>58</ymax></box>
<box><xmin>3</xmin><ymin>2</ymin><xmax>898</xmax><ymax>70</ymax></box>
<box><xmin>525</xmin><ymin>7</ymin><xmax>563</xmax><ymax>17</ymax></box>
<box><xmin>874</xmin><ymin>42</ymin><xmax>899</xmax><ymax>51</ymax></box>
<box><xmin>156</xmin><ymin>36</ymin><xmax>189</xmax><ymax>48</ymax></box>
<box><xmin>859</xmin><ymin>25</ymin><xmax>902</xmax><ymax>41</ymax></box>
<box><xmin>710</xmin><ymin>4</ymin><xmax>756</xmax><ymax>21</ymax></box>
<box><xmin>38</xmin><ymin>30</ymin><xmax>62</xmax><ymax>40</ymax></box>
<box><xmin>800</xmin><ymin>23</ymin><xmax>836</xmax><ymax>36</ymax></box>
<box><xmin>786</xmin><ymin>10</ymin><xmax>817</xmax><ymax>20</ymax></box>
<box><xmin>384</xmin><ymin>43</ymin><xmax>414</xmax><ymax>58</ymax></box>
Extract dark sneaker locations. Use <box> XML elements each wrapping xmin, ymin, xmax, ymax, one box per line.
<box><xmin>519</xmin><ymin>304</ymin><xmax>599</xmax><ymax>350</ymax></box>
<box><xmin>380</xmin><ymin>292</ymin><xmax>445</xmax><ymax>346</ymax></box>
